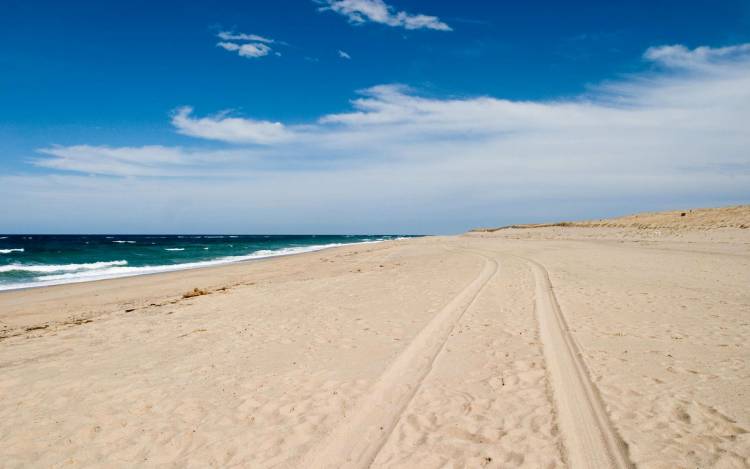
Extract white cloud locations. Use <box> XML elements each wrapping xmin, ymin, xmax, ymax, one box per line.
<box><xmin>32</xmin><ymin>145</ymin><xmax>264</xmax><ymax>177</ymax></box>
<box><xmin>18</xmin><ymin>43</ymin><xmax>750</xmax><ymax>232</ymax></box>
<box><xmin>338</xmin><ymin>49</ymin><xmax>352</xmax><ymax>59</ymax></box>
<box><xmin>171</xmin><ymin>107</ymin><xmax>292</xmax><ymax>145</ymax></box>
<box><xmin>35</xmin><ymin>145</ymin><xmax>187</xmax><ymax>176</ymax></box>
<box><xmin>644</xmin><ymin>43</ymin><xmax>750</xmax><ymax>68</ymax></box>
<box><xmin>319</xmin><ymin>0</ymin><xmax>451</xmax><ymax>31</ymax></box>
<box><xmin>216</xmin><ymin>31</ymin><xmax>280</xmax><ymax>59</ymax></box>
<box><xmin>217</xmin><ymin>31</ymin><xmax>274</xmax><ymax>43</ymax></box>
<box><xmin>217</xmin><ymin>41</ymin><xmax>273</xmax><ymax>58</ymax></box>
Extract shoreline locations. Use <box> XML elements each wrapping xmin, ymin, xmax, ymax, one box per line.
<box><xmin>0</xmin><ymin>238</ymin><xmax>420</xmax><ymax>333</ymax></box>
<box><xmin>0</xmin><ymin>238</ymin><xmax>404</xmax><ymax>293</ymax></box>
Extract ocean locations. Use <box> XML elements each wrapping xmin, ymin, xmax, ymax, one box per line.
<box><xmin>0</xmin><ymin>234</ymin><xmax>411</xmax><ymax>291</ymax></box>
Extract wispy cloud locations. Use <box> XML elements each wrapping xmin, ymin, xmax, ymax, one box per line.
<box><xmin>217</xmin><ymin>31</ymin><xmax>274</xmax><ymax>43</ymax></box>
<box><xmin>338</xmin><ymin>49</ymin><xmax>351</xmax><ymax>59</ymax></box>
<box><xmin>17</xmin><ymin>43</ymin><xmax>750</xmax><ymax>232</ymax></box>
<box><xmin>644</xmin><ymin>43</ymin><xmax>750</xmax><ymax>68</ymax></box>
<box><xmin>217</xmin><ymin>41</ymin><xmax>273</xmax><ymax>58</ymax></box>
<box><xmin>171</xmin><ymin>107</ymin><xmax>291</xmax><ymax>145</ymax></box>
<box><xmin>318</xmin><ymin>0</ymin><xmax>451</xmax><ymax>31</ymax></box>
<box><xmin>216</xmin><ymin>31</ymin><xmax>279</xmax><ymax>59</ymax></box>
<box><xmin>35</xmin><ymin>145</ymin><xmax>195</xmax><ymax>177</ymax></box>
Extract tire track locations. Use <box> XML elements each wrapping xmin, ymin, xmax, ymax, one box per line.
<box><xmin>301</xmin><ymin>250</ymin><xmax>498</xmax><ymax>469</ymax></box>
<box><xmin>527</xmin><ymin>258</ymin><xmax>634</xmax><ymax>469</ymax></box>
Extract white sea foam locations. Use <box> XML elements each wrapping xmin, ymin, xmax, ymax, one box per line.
<box><xmin>164</xmin><ymin>248</ymin><xmax>185</xmax><ymax>251</ymax></box>
<box><xmin>0</xmin><ymin>241</ymin><xmax>385</xmax><ymax>291</ymax></box>
<box><xmin>0</xmin><ymin>236</ymin><xmax>8</xmax><ymax>239</ymax></box>
<box><xmin>0</xmin><ymin>260</ymin><xmax>128</xmax><ymax>274</ymax></box>
<box><xmin>0</xmin><ymin>248</ymin><xmax>24</xmax><ymax>254</ymax></box>
<box><xmin>112</xmin><ymin>240</ymin><xmax>136</xmax><ymax>244</ymax></box>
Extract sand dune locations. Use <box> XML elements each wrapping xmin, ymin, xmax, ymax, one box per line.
<box><xmin>1</xmin><ymin>207</ymin><xmax>748</xmax><ymax>468</ymax></box>
<box><xmin>475</xmin><ymin>204</ymin><xmax>750</xmax><ymax>232</ymax></box>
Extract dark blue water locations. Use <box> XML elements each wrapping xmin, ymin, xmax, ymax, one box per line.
<box><xmin>0</xmin><ymin>234</ymin><xmax>411</xmax><ymax>290</ymax></box>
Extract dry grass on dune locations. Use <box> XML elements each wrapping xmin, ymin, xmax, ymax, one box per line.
<box><xmin>473</xmin><ymin>204</ymin><xmax>750</xmax><ymax>232</ymax></box>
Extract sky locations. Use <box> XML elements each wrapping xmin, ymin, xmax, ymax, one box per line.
<box><xmin>1</xmin><ymin>0</ymin><xmax>749</xmax><ymax>234</ymax></box>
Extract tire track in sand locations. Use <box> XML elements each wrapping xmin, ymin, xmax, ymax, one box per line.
<box><xmin>301</xmin><ymin>250</ymin><xmax>498</xmax><ymax>469</ymax></box>
<box><xmin>527</xmin><ymin>258</ymin><xmax>634</xmax><ymax>469</ymax></box>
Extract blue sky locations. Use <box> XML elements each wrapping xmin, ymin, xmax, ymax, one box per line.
<box><xmin>1</xmin><ymin>0</ymin><xmax>749</xmax><ymax>233</ymax></box>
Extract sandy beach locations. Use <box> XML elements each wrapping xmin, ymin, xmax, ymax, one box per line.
<box><xmin>1</xmin><ymin>206</ymin><xmax>749</xmax><ymax>468</ymax></box>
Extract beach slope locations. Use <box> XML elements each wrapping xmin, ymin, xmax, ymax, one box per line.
<box><xmin>1</xmin><ymin>206</ymin><xmax>748</xmax><ymax>468</ymax></box>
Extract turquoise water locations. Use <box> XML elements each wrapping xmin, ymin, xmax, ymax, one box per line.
<box><xmin>0</xmin><ymin>234</ymin><xmax>411</xmax><ymax>291</ymax></box>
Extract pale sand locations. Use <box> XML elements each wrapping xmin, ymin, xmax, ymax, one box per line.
<box><xmin>1</xmin><ymin>206</ymin><xmax>749</xmax><ymax>468</ymax></box>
